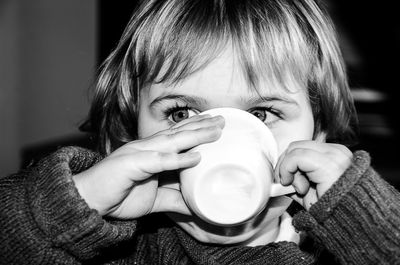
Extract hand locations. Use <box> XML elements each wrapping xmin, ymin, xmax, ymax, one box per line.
<box><xmin>73</xmin><ymin>114</ymin><xmax>225</xmax><ymax>219</ymax></box>
<box><xmin>274</xmin><ymin>141</ymin><xmax>353</xmax><ymax>210</ymax></box>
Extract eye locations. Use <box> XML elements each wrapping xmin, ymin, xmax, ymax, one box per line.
<box><xmin>168</xmin><ymin>107</ymin><xmax>198</xmax><ymax>123</ymax></box>
<box><xmin>248</xmin><ymin>107</ymin><xmax>282</xmax><ymax>126</ymax></box>
<box><xmin>249</xmin><ymin>108</ymin><xmax>267</xmax><ymax>122</ymax></box>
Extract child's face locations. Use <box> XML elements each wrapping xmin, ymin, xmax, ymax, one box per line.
<box><xmin>137</xmin><ymin>48</ymin><xmax>315</xmax><ymax>243</ymax></box>
<box><xmin>138</xmin><ymin>48</ymin><xmax>314</xmax><ymax>156</ymax></box>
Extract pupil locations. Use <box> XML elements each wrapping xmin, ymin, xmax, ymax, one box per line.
<box><xmin>252</xmin><ymin>110</ymin><xmax>266</xmax><ymax>121</ymax></box>
<box><xmin>173</xmin><ymin>109</ymin><xmax>189</xmax><ymax>122</ymax></box>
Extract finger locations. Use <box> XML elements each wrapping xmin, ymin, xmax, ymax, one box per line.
<box><xmin>169</xmin><ymin>115</ymin><xmax>225</xmax><ymax>133</ymax></box>
<box><xmin>165</xmin><ymin>114</ymin><xmax>210</xmax><ymax>131</ymax></box>
<box><xmin>156</xmin><ymin>126</ymin><xmax>223</xmax><ymax>153</ymax></box>
<box><xmin>302</xmin><ymin>186</ymin><xmax>318</xmax><ymax>210</ymax></box>
<box><xmin>292</xmin><ymin>171</ymin><xmax>310</xmax><ymax>196</ymax></box>
<box><xmin>274</xmin><ymin>142</ymin><xmax>319</xmax><ymax>183</ymax></box>
<box><xmin>133</xmin><ymin>151</ymin><xmax>201</xmax><ymax>180</ymax></box>
<box><xmin>278</xmin><ymin>148</ymin><xmax>325</xmax><ymax>184</ymax></box>
<box><xmin>276</xmin><ymin>149</ymin><xmax>296</xmax><ymax>186</ymax></box>
<box><xmin>291</xmin><ymin>186</ymin><xmax>318</xmax><ymax>210</ymax></box>
<box><xmin>285</xmin><ymin>141</ymin><xmax>352</xmax><ymax>159</ymax></box>
<box><xmin>284</xmin><ymin>140</ymin><xmax>329</xmax><ymax>154</ymax></box>
<box><xmin>151</xmin><ymin>187</ymin><xmax>191</xmax><ymax>215</ymax></box>
<box><xmin>274</xmin><ymin>148</ymin><xmax>289</xmax><ymax>183</ymax></box>
<box><xmin>133</xmin><ymin>125</ymin><xmax>222</xmax><ymax>153</ymax></box>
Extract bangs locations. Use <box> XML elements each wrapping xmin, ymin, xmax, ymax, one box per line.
<box><xmin>233</xmin><ymin>1</ymin><xmax>316</xmax><ymax>94</ymax></box>
<box><xmin>130</xmin><ymin>0</ymin><xmax>321</xmax><ymax>93</ymax></box>
<box><xmin>131</xmin><ymin>0</ymin><xmax>228</xmax><ymax>86</ymax></box>
<box><xmin>90</xmin><ymin>0</ymin><xmax>354</xmax><ymax>154</ymax></box>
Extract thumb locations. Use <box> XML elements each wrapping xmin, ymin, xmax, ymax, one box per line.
<box><xmin>290</xmin><ymin>186</ymin><xmax>318</xmax><ymax>210</ymax></box>
<box><xmin>151</xmin><ymin>187</ymin><xmax>192</xmax><ymax>215</ymax></box>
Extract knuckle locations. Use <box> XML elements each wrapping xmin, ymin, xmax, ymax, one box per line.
<box><xmin>193</xmin><ymin>127</ymin><xmax>212</xmax><ymax>141</ymax></box>
<box><xmin>169</xmin><ymin>196</ymin><xmax>181</xmax><ymax>212</ymax></box>
<box><xmin>330</xmin><ymin>144</ymin><xmax>352</xmax><ymax>157</ymax></box>
<box><xmin>153</xmin><ymin>152</ymin><xmax>171</xmax><ymax>171</ymax></box>
<box><xmin>161</xmin><ymin>133</ymin><xmax>173</xmax><ymax>141</ymax></box>
<box><xmin>155</xmin><ymin>151</ymin><xmax>171</xmax><ymax>161</ymax></box>
<box><xmin>199</xmin><ymin>117</ymin><xmax>219</xmax><ymax>126</ymax></box>
<box><xmin>191</xmin><ymin>133</ymin><xmax>203</xmax><ymax>145</ymax></box>
<box><xmin>152</xmin><ymin>152</ymin><xmax>168</xmax><ymax>166</ymax></box>
<box><xmin>207</xmin><ymin>126</ymin><xmax>222</xmax><ymax>139</ymax></box>
<box><xmin>159</xmin><ymin>134</ymin><xmax>180</xmax><ymax>152</ymax></box>
<box><xmin>287</xmin><ymin>140</ymin><xmax>305</xmax><ymax>150</ymax></box>
<box><xmin>341</xmin><ymin>146</ymin><xmax>354</xmax><ymax>159</ymax></box>
<box><xmin>128</xmin><ymin>140</ymin><xmax>148</xmax><ymax>151</ymax></box>
<box><xmin>337</xmin><ymin>154</ymin><xmax>352</xmax><ymax>171</ymax></box>
<box><xmin>290</xmin><ymin>148</ymin><xmax>308</xmax><ymax>158</ymax></box>
<box><xmin>166</xmin><ymin>134</ymin><xmax>181</xmax><ymax>152</ymax></box>
<box><xmin>168</xmin><ymin>125</ymin><xmax>180</xmax><ymax>133</ymax></box>
<box><xmin>328</xmin><ymin>145</ymin><xmax>353</xmax><ymax>169</ymax></box>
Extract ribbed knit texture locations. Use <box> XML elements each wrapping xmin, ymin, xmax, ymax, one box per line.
<box><xmin>0</xmin><ymin>147</ymin><xmax>138</xmax><ymax>264</ymax></box>
<box><xmin>293</xmin><ymin>151</ymin><xmax>400</xmax><ymax>264</ymax></box>
<box><xmin>1</xmin><ymin>147</ymin><xmax>399</xmax><ymax>264</ymax></box>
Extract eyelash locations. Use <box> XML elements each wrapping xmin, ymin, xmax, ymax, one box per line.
<box><xmin>249</xmin><ymin>106</ymin><xmax>282</xmax><ymax>125</ymax></box>
<box><xmin>163</xmin><ymin>103</ymin><xmax>283</xmax><ymax>125</ymax></box>
<box><xmin>163</xmin><ymin>103</ymin><xmax>196</xmax><ymax>121</ymax></box>
<box><xmin>252</xmin><ymin>106</ymin><xmax>281</xmax><ymax>116</ymax></box>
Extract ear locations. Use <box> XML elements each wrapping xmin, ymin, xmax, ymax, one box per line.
<box><xmin>314</xmin><ymin>131</ymin><xmax>327</xmax><ymax>143</ymax></box>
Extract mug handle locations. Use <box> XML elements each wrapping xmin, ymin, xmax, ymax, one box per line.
<box><xmin>270</xmin><ymin>183</ymin><xmax>296</xmax><ymax>197</ymax></box>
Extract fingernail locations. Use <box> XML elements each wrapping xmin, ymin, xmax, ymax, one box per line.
<box><xmin>185</xmin><ymin>152</ymin><xmax>201</xmax><ymax>160</ymax></box>
<box><xmin>291</xmin><ymin>182</ymin><xmax>299</xmax><ymax>192</ymax></box>
<box><xmin>280</xmin><ymin>175</ymin><xmax>291</xmax><ymax>186</ymax></box>
<box><xmin>280</xmin><ymin>179</ymin><xmax>288</xmax><ymax>186</ymax></box>
<box><xmin>211</xmin><ymin>115</ymin><xmax>224</xmax><ymax>121</ymax></box>
<box><xmin>205</xmin><ymin>124</ymin><xmax>219</xmax><ymax>130</ymax></box>
<box><xmin>293</xmin><ymin>182</ymin><xmax>307</xmax><ymax>196</ymax></box>
<box><xmin>274</xmin><ymin>171</ymin><xmax>280</xmax><ymax>183</ymax></box>
<box><xmin>212</xmin><ymin>116</ymin><xmax>225</xmax><ymax>127</ymax></box>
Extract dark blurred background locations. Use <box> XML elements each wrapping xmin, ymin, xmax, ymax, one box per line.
<box><xmin>1</xmin><ymin>0</ymin><xmax>399</xmax><ymax>189</ymax></box>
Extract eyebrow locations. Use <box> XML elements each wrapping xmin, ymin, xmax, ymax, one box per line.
<box><xmin>241</xmin><ymin>94</ymin><xmax>299</xmax><ymax>106</ymax></box>
<box><xmin>149</xmin><ymin>94</ymin><xmax>209</xmax><ymax>109</ymax></box>
<box><xmin>149</xmin><ymin>93</ymin><xmax>299</xmax><ymax>109</ymax></box>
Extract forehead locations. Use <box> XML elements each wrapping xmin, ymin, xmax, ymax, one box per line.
<box><xmin>144</xmin><ymin>48</ymin><xmax>307</xmax><ymax>105</ymax></box>
<box><xmin>133</xmin><ymin>0</ymin><xmax>321</xmax><ymax>108</ymax></box>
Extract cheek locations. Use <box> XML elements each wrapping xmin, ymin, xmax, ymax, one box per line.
<box><xmin>136</xmin><ymin>110</ymin><xmax>148</xmax><ymax>139</ymax></box>
<box><xmin>137</xmin><ymin>107</ymin><xmax>157</xmax><ymax>139</ymax></box>
<box><xmin>137</xmin><ymin>89</ymin><xmax>169</xmax><ymax>139</ymax></box>
<box><xmin>137</xmin><ymin>107</ymin><xmax>171</xmax><ymax>139</ymax></box>
<box><xmin>272</xmin><ymin>119</ymin><xmax>314</xmax><ymax>157</ymax></box>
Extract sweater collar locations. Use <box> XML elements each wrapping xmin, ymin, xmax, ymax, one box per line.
<box><xmin>157</xmin><ymin>214</ymin><xmax>312</xmax><ymax>265</ymax></box>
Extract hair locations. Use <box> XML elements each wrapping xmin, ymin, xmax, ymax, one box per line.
<box><xmin>82</xmin><ymin>0</ymin><xmax>358</xmax><ymax>155</ymax></box>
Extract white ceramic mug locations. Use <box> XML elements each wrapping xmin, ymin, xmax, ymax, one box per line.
<box><xmin>180</xmin><ymin>108</ymin><xmax>295</xmax><ymax>226</ymax></box>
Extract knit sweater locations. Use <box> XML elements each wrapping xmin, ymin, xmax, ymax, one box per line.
<box><xmin>0</xmin><ymin>147</ymin><xmax>399</xmax><ymax>264</ymax></box>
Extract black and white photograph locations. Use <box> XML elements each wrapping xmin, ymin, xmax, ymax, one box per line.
<box><xmin>1</xmin><ymin>0</ymin><xmax>399</xmax><ymax>264</ymax></box>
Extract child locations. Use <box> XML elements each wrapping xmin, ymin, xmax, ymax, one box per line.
<box><xmin>1</xmin><ymin>0</ymin><xmax>399</xmax><ymax>264</ymax></box>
